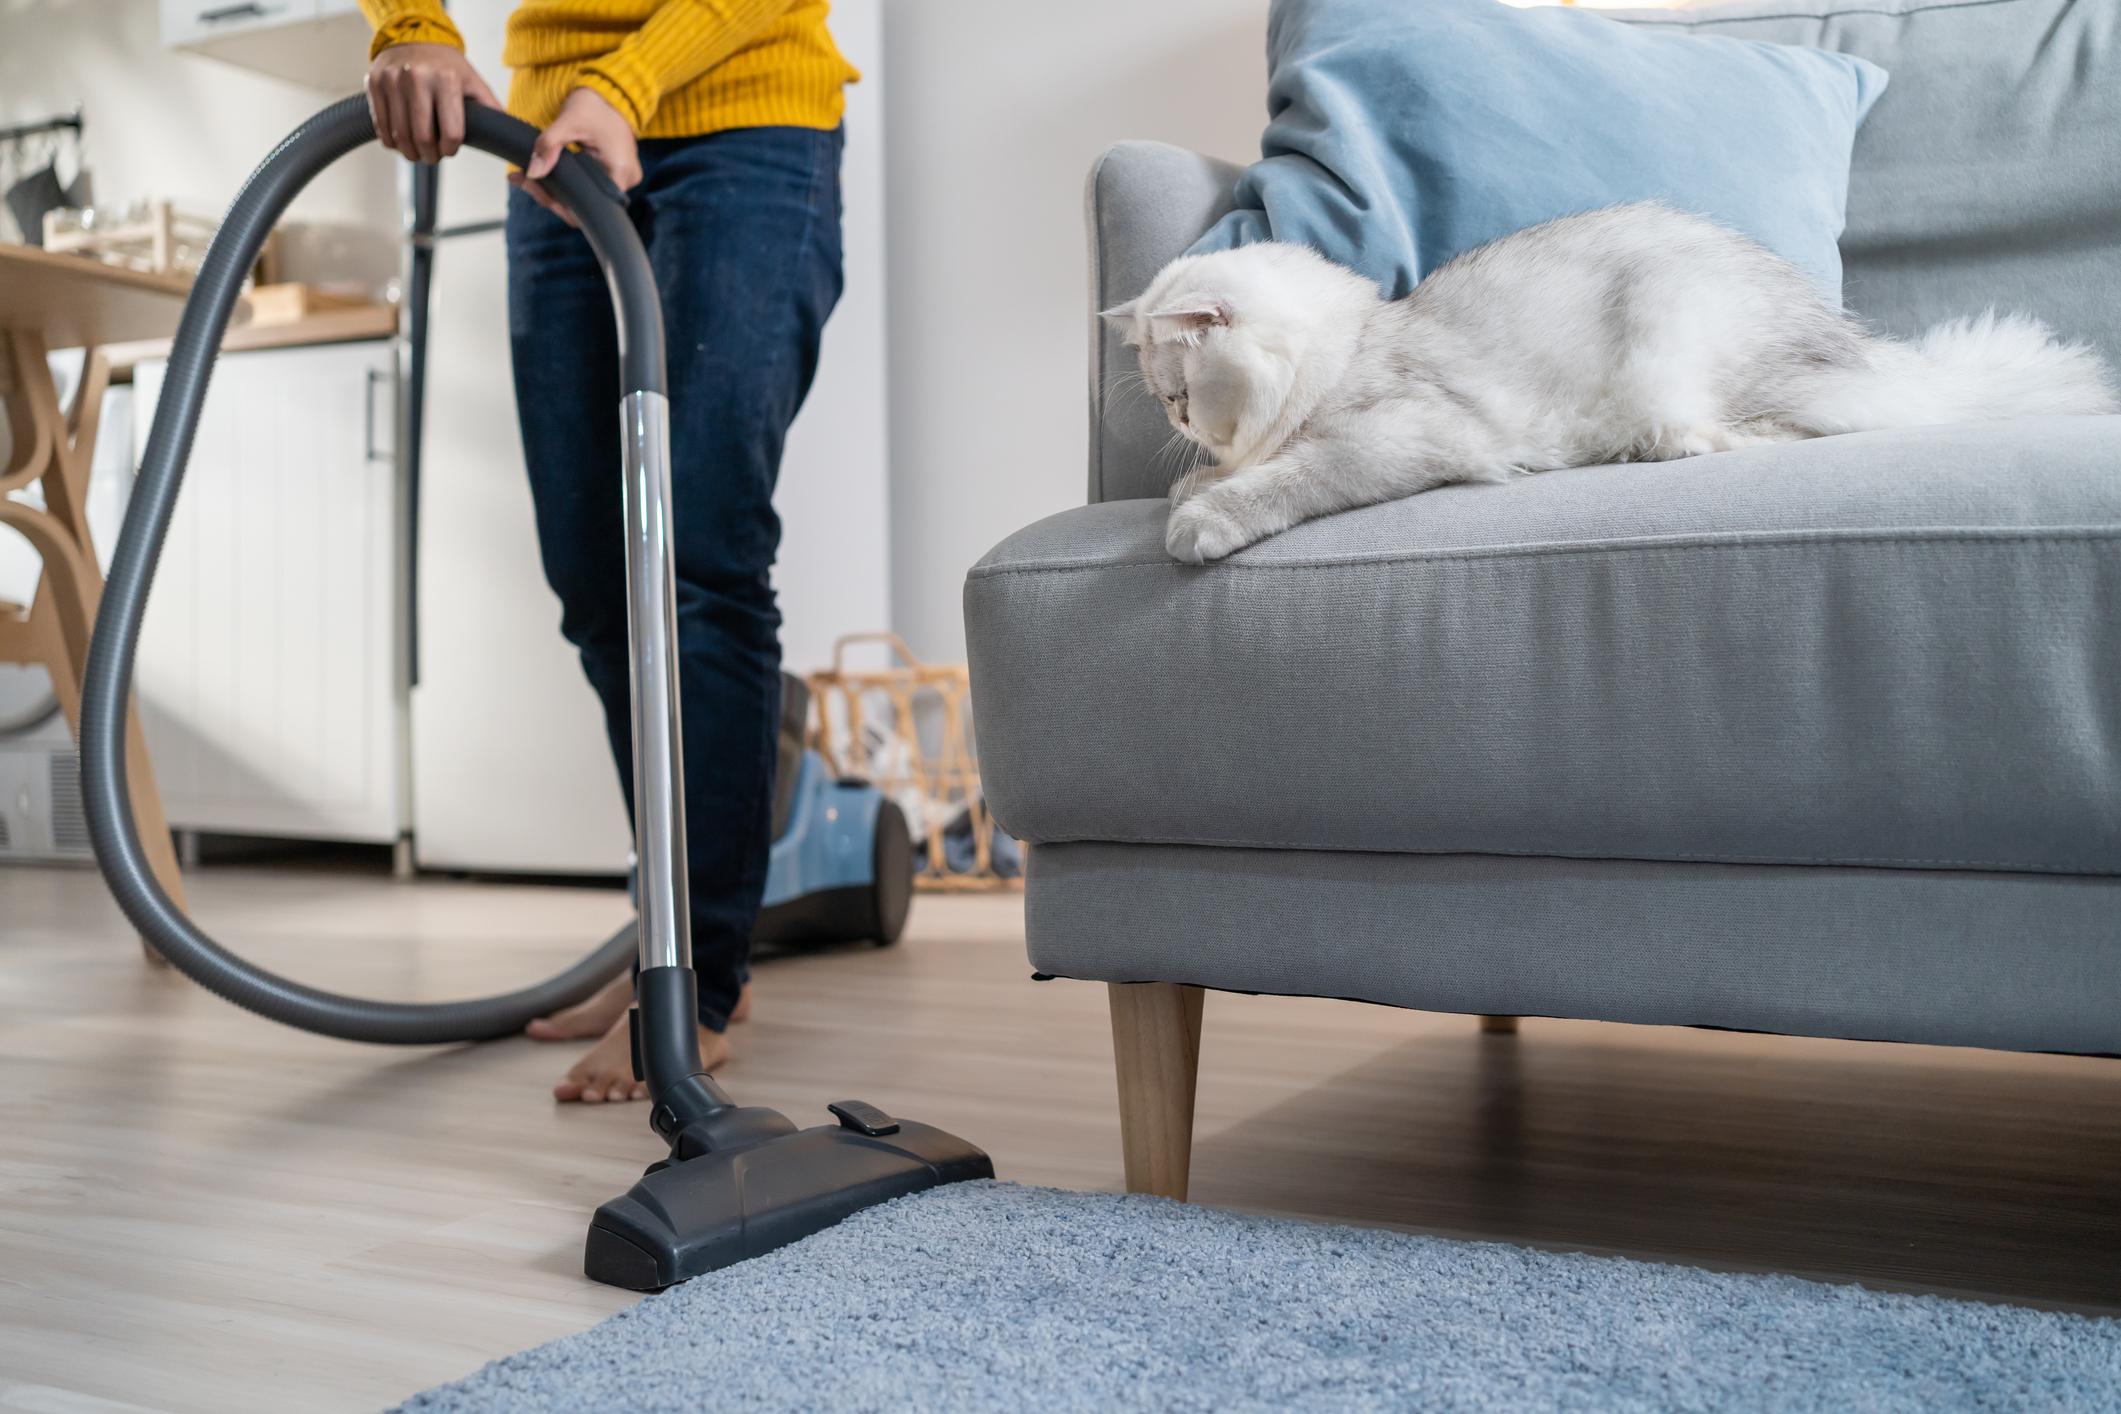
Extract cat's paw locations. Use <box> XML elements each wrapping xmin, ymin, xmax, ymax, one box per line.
<box><xmin>1165</xmin><ymin>500</ymin><xmax>1250</xmax><ymax>563</ymax></box>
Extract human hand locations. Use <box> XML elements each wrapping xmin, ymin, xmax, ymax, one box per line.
<box><xmin>365</xmin><ymin>42</ymin><xmax>500</xmax><ymax>164</ymax></box>
<box><xmin>509</xmin><ymin>86</ymin><xmax>642</xmax><ymax>228</ymax></box>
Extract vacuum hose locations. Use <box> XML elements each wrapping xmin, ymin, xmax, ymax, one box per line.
<box><xmin>81</xmin><ymin>96</ymin><xmax>667</xmax><ymax>1044</ymax></box>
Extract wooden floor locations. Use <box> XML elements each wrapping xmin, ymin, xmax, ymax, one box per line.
<box><xmin>6</xmin><ymin>858</ymin><xmax>2121</xmax><ymax>1411</ymax></box>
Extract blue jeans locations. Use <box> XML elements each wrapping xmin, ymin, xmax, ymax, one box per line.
<box><xmin>505</xmin><ymin>125</ymin><xmax>844</xmax><ymax>1030</ymax></box>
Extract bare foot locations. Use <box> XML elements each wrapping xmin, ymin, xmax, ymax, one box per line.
<box><xmin>554</xmin><ymin>1013</ymin><xmax>730</xmax><ymax>1103</ymax></box>
<box><xmin>526</xmin><ymin>973</ymin><xmax>631</xmax><ymax>1041</ymax></box>
<box><xmin>528</xmin><ymin>978</ymin><xmax>751</xmax><ymax>1041</ymax></box>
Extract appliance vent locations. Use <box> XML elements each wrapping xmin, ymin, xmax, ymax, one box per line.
<box><xmin>49</xmin><ymin>751</ymin><xmax>90</xmax><ymax>853</ymax></box>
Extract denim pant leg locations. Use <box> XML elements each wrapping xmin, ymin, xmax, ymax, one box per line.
<box><xmin>505</xmin><ymin>125</ymin><xmax>844</xmax><ymax>1030</ymax></box>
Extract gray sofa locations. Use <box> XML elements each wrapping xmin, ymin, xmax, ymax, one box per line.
<box><xmin>964</xmin><ymin>0</ymin><xmax>2121</xmax><ymax>1200</ymax></box>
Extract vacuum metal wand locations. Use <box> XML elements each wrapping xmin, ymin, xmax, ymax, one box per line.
<box><xmin>619</xmin><ymin>388</ymin><xmax>736</xmax><ymax>1124</ymax></box>
<box><xmin>622</xmin><ymin>389</ymin><xmax>690</xmax><ymax>977</ymax></box>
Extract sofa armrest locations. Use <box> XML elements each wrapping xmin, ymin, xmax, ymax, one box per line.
<box><xmin>1086</xmin><ymin>141</ymin><xmax>1244</xmax><ymax>504</ymax></box>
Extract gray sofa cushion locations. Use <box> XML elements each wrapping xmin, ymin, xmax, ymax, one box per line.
<box><xmin>966</xmin><ymin>417</ymin><xmax>2121</xmax><ymax>876</ymax></box>
<box><xmin>1610</xmin><ymin>0</ymin><xmax>2121</xmax><ymax>366</ymax></box>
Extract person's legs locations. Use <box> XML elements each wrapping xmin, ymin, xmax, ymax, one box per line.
<box><xmin>639</xmin><ymin>123</ymin><xmax>846</xmax><ymax>1020</ymax></box>
<box><xmin>506</xmin><ymin>185</ymin><xmax>693</xmax><ymax>1096</ymax></box>
<box><xmin>504</xmin><ymin>125</ymin><xmax>843</xmax><ymax>1097</ymax></box>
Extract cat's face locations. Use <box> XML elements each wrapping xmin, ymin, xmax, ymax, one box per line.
<box><xmin>1105</xmin><ymin>243</ymin><xmax>1370</xmax><ymax>465</ymax></box>
<box><xmin>1106</xmin><ymin>282</ymin><xmax>1255</xmax><ymax>460</ymax></box>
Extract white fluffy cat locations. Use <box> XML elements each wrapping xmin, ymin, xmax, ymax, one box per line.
<box><xmin>1107</xmin><ymin>203</ymin><xmax>2119</xmax><ymax>563</ymax></box>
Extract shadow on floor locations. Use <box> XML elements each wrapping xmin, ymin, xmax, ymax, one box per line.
<box><xmin>1189</xmin><ymin>1024</ymin><xmax>2121</xmax><ymax>1312</ymax></box>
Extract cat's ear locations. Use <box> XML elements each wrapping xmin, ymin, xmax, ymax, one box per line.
<box><xmin>1145</xmin><ymin>294</ymin><xmax>1233</xmax><ymax>341</ymax></box>
<box><xmin>1098</xmin><ymin>299</ymin><xmax>1139</xmax><ymax>324</ymax></box>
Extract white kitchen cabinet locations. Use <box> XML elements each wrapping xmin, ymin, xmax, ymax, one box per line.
<box><xmin>130</xmin><ymin>340</ymin><xmax>406</xmax><ymax>845</ymax></box>
<box><xmin>160</xmin><ymin>0</ymin><xmax>312</xmax><ymax>48</ymax></box>
<box><xmin>161</xmin><ymin>0</ymin><xmax>370</xmax><ymax>91</ymax></box>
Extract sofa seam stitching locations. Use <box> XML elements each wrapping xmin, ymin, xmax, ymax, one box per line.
<box><xmin>1623</xmin><ymin>0</ymin><xmax>2024</xmax><ymax>26</ymax></box>
<box><xmin>1020</xmin><ymin>835</ymin><xmax>2114</xmax><ymax>875</ymax></box>
<box><xmin>966</xmin><ymin>529</ymin><xmax>2121</xmax><ymax>580</ymax></box>
<box><xmin>1085</xmin><ymin>146</ymin><xmax>1113</xmax><ymax>507</ymax></box>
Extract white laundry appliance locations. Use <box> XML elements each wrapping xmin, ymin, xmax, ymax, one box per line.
<box><xmin>409</xmin><ymin>0</ymin><xmax>891</xmax><ymax>874</ymax></box>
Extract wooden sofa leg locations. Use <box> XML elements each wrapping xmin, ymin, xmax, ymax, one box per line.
<box><xmin>1108</xmin><ymin>982</ymin><xmax>1204</xmax><ymax>1201</ymax></box>
<box><xmin>1480</xmin><ymin>1015</ymin><xmax>1520</xmax><ymax>1034</ymax></box>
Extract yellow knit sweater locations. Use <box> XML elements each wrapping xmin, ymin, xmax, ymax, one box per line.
<box><xmin>358</xmin><ymin>0</ymin><xmax>855</xmax><ymax>138</ymax></box>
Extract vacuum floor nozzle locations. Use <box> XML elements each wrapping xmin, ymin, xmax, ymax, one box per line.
<box><xmin>585</xmin><ymin>1106</ymin><xmax>994</xmax><ymax>1290</ymax></box>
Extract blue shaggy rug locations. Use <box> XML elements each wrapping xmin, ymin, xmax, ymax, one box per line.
<box><xmin>401</xmin><ymin>1182</ymin><xmax>2121</xmax><ymax>1412</ymax></box>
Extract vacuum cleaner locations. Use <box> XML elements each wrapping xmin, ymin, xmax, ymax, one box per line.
<box><xmin>756</xmin><ymin>673</ymin><xmax>915</xmax><ymax>951</ymax></box>
<box><xmin>76</xmin><ymin>96</ymin><xmax>990</xmax><ymax>1291</ymax></box>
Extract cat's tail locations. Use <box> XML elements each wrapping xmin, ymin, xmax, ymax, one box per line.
<box><xmin>1789</xmin><ymin>311</ymin><xmax>2118</xmax><ymax>436</ymax></box>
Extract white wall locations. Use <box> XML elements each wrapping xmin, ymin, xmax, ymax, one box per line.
<box><xmin>0</xmin><ymin>1</ymin><xmax>399</xmax><ymax>287</ymax></box>
<box><xmin>878</xmin><ymin>1</ymin><xmax>1269</xmax><ymax>662</ymax></box>
<box><xmin>774</xmin><ymin>0</ymin><xmax>892</xmax><ymax>676</ymax></box>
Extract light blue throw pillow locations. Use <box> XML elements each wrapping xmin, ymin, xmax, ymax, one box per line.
<box><xmin>1190</xmin><ymin>0</ymin><xmax>1889</xmax><ymax>304</ymax></box>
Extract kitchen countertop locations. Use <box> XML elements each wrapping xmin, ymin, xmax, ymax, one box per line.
<box><xmin>0</xmin><ymin>243</ymin><xmax>197</xmax><ymax>348</ymax></box>
<box><xmin>0</xmin><ymin>243</ymin><xmax>398</xmax><ymax>378</ymax></box>
<box><xmin>101</xmin><ymin>299</ymin><xmax>399</xmax><ymax>379</ymax></box>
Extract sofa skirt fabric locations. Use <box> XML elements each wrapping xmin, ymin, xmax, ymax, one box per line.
<box><xmin>1027</xmin><ymin>843</ymin><xmax>2121</xmax><ymax>1055</ymax></box>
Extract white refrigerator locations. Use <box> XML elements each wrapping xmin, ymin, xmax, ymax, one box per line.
<box><xmin>411</xmin><ymin>0</ymin><xmax>891</xmax><ymax>873</ymax></box>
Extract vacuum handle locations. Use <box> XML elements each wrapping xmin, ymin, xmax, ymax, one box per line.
<box><xmin>458</xmin><ymin>102</ymin><xmax>666</xmax><ymax>398</ymax></box>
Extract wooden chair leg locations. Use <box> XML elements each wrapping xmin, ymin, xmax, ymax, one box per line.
<box><xmin>1480</xmin><ymin>1014</ymin><xmax>1520</xmax><ymax>1035</ymax></box>
<box><xmin>2</xmin><ymin>336</ymin><xmax>184</xmax><ymax>966</ymax></box>
<box><xmin>1108</xmin><ymin>982</ymin><xmax>1204</xmax><ymax>1201</ymax></box>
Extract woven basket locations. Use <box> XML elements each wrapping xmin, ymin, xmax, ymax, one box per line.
<box><xmin>804</xmin><ymin>633</ymin><xmax>1019</xmax><ymax>892</ymax></box>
